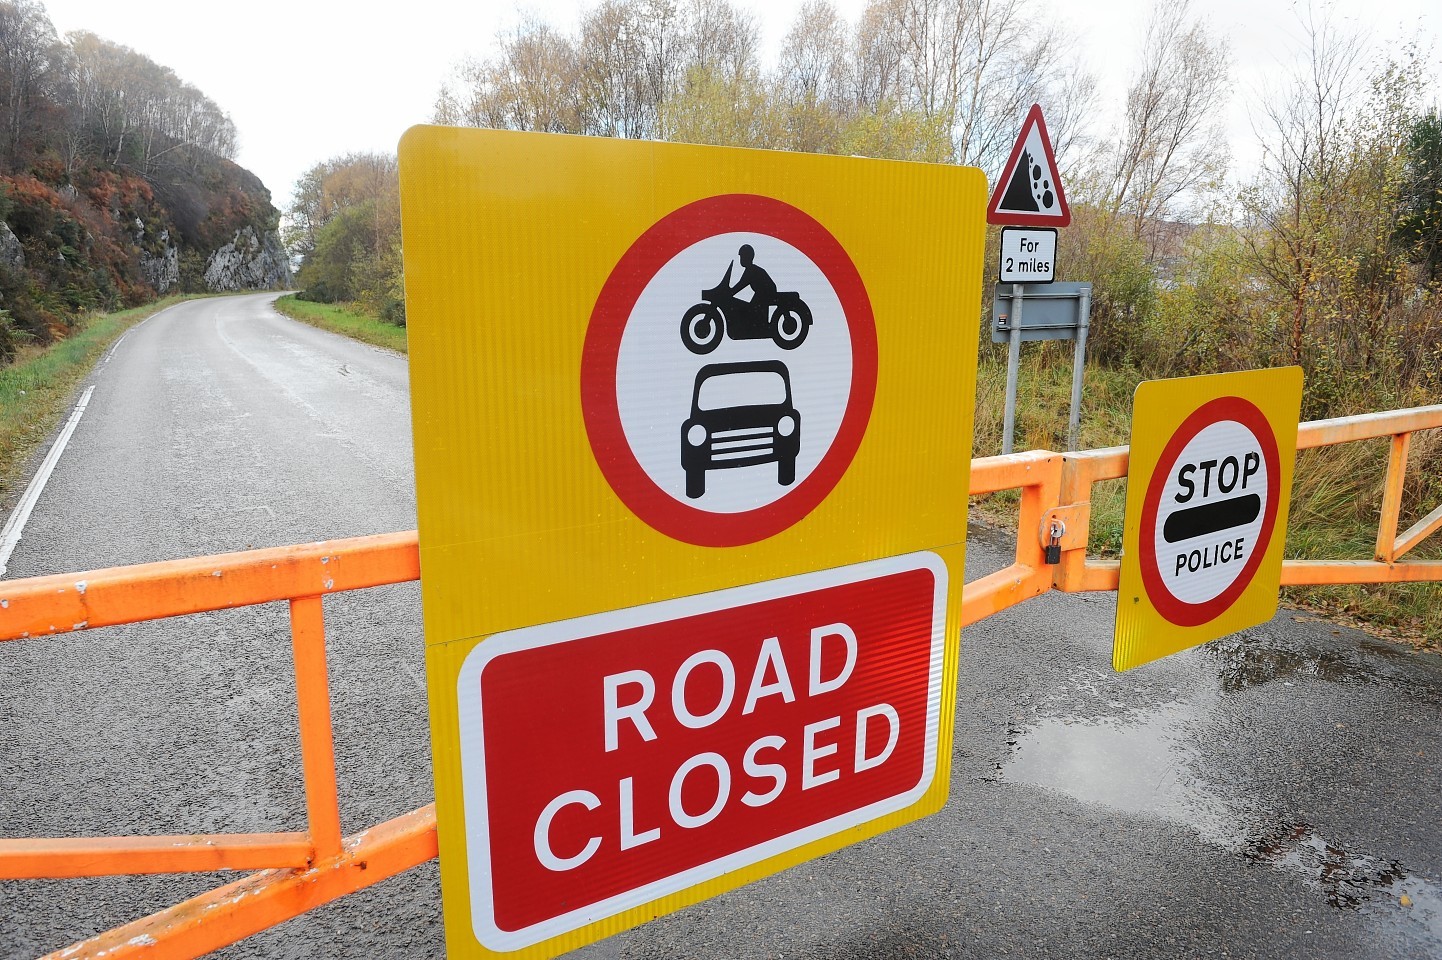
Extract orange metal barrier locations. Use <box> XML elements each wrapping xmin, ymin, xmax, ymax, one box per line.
<box><xmin>2</xmin><ymin>405</ymin><xmax>1439</xmax><ymax>959</ymax></box>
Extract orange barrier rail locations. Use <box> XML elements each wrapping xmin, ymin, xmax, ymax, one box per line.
<box><xmin>2</xmin><ymin>405</ymin><xmax>1439</xmax><ymax>959</ymax></box>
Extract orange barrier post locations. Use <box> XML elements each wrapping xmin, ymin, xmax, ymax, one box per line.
<box><xmin>289</xmin><ymin>596</ymin><xmax>343</xmax><ymax>862</ymax></box>
<box><xmin>960</xmin><ymin>451</ymin><xmax>1063</xmax><ymax>627</ymax></box>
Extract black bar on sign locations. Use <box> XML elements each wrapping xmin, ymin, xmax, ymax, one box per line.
<box><xmin>1163</xmin><ymin>494</ymin><xmax>1261</xmax><ymax>543</ymax></box>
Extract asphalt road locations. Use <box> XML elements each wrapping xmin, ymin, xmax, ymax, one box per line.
<box><xmin>1</xmin><ymin>293</ymin><xmax>1439</xmax><ymax>959</ymax></box>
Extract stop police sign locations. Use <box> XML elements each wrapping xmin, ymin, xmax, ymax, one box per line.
<box><xmin>1141</xmin><ymin>396</ymin><xmax>1279</xmax><ymax>622</ymax></box>
<box><xmin>1115</xmin><ymin>369</ymin><xmax>1303</xmax><ymax>671</ymax></box>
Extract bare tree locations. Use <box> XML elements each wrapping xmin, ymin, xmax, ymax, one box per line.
<box><xmin>1243</xmin><ymin>6</ymin><xmax>1368</xmax><ymax>364</ymax></box>
<box><xmin>778</xmin><ymin>2</ymin><xmax>849</xmax><ymax>104</ymax></box>
<box><xmin>439</xmin><ymin>21</ymin><xmax>584</xmax><ymax>133</ymax></box>
<box><xmin>65</xmin><ymin>30</ymin><xmax>237</xmax><ymax>177</ymax></box>
<box><xmin>0</xmin><ymin>0</ymin><xmax>68</xmax><ymax>168</ymax></box>
<box><xmin>775</xmin><ymin>1</ymin><xmax>851</xmax><ymax>152</ymax></box>
<box><xmin>578</xmin><ymin>1</ymin><xmax>655</xmax><ymax>137</ymax></box>
<box><xmin>439</xmin><ymin>0</ymin><xmax>760</xmax><ymax>140</ymax></box>
<box><xmin>850</xmin><ymin>0</ymin><xmax>905</xmax><ymax>111</ymax></box>
<box><xmin>848</xmin><ymin>0</ymin><xmax>1087</xmax><ymax>171</ymax></box>
<box><xmin>432</xmin><ymin>0</ymin><xmax>1083</xmax><ymax>171</ymax></box>
<box><xmin>1098</xmin><ymin>0</ymin><xmax>1231</xmax><ymax>251</ymax></box>
<box><xmin>683</xmin><ymin>0</ymin><xmax>760</xmax><ymax>83</ymax></box>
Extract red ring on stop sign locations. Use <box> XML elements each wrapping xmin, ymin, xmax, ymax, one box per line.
<box><xmin>1137</xmin><ymin>396</ymin><xmax>1281</xmax><ymax>627</ymax></box>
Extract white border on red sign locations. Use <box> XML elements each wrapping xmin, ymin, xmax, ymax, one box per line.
<box><xmin>455</xmin><ymin>551</ymin><xmax>949</xmax><ymax>951</ymax></box>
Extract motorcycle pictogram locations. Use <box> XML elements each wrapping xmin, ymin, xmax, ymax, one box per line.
<box><xmin>680</xmin><ymin>245</ymin><xmax>812</xmax><ymax>354</ymax></box>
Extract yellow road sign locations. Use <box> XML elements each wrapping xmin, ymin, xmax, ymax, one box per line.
<box><xmin>398</xmin><ymin>127</ymin><xmax>986</xmax><ymax>958</ymax></box>
<box><xmin>1114</xmin><ymin>368</ymin><xmax>1303</xmax><ymax>671</ymax></box>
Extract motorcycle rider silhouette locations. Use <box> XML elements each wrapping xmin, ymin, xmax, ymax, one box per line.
<box><xmin>730</xmin><ymin>244</ymin><xmax>777</xmax><ymax>307</ymax></box>
<box><xmin>680</xmin><ymin>244</ymin><xmax>813</xmax><ymax>354</ymax></box>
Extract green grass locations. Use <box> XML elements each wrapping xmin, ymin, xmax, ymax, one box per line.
<box><xmin>272</xmin><ymin>296</ymin><xmax>408</xmax><ymax>354</ymax></box>
<box><xmin>970</xmin><ymin>343</ymin><xmax>1139</xmax><ymax>556</ymax></box>
<box><xmin>968</xmin><ymin>341</ymin><xmax>1442</xmax><ymax>653</ymax></box>
<box><xmin>0</xmin><ymin>296</ymin><xmax>195</xmax><ymax>503</ymax></box>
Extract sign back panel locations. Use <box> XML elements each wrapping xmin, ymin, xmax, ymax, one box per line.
<box><xmin>398</xmin><ymin>127</ymin><xmax>987</xmax><ymax>958</ymax></box>
<box><xmin>1114</xmin><ymin>368</ymin><xmax>1303</xmax><ymax>671</ymax></box>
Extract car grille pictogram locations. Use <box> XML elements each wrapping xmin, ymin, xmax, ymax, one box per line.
<box><xmin>711</xmin><ymin>426</ymin><xmax>775</xmax><ymax>460</ymax></box>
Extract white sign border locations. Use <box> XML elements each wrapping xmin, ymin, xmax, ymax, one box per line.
<box><xmin>455</xmin><ymin>550</ymin><xmax>949</xmax><ymax>951</ymax></box>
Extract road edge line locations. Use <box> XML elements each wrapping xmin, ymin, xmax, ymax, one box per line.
<box><xmin>0</xmin><ymin>385</ymin><xmax>96</xmax><ymax>578</ymax></box>
<box><xmin>0</xmin><ymin>296</ymin><xmax>194</xmax><ymax>578</ymax></box>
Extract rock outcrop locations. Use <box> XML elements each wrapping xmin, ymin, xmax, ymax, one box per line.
<box><xmin>0</xmin><ymin>221</ymin><xmax>24</xmax><ymax>271</ymax></box>
<box><xmin>136</xmin><ymin>224</ymin><xmax>179</xmax><ymax>293</ymax></box>
<box><xmin>203</xmin><ymin>226</ymin><xmax>293</xmax><ymax>292</ymax></box>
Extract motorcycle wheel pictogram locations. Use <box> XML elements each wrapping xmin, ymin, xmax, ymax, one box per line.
<box><xmin>681</xmin><ymin>303</ymin><xmax>724</xmax><ymax>355</ymax></box>
<box><xmin>772</xmin><ymin>302</ymin><xmax>812</xmax><ymax>350</ymax></box>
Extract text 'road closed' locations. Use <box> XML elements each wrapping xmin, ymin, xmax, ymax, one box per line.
<box><xmin>455</xmin><ymin>554</ymin><xmax>946</xmax><ymax>951</ymax></box>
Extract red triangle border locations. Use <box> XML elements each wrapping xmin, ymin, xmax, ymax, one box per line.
<box><xmin>987</xmin><ymin>103</ymin><xmax>1071</xmax><ymax>227</ymax></box>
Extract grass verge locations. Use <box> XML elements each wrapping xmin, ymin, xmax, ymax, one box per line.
<box><xmin>272</xmin><ymin>296</ymin><xmax>408</xmax><ymax>354</ymax></box>
<box><xmin>0</xmin><ymin>296</ymin><xmax>194</xmax><ymax>506</ymax></box>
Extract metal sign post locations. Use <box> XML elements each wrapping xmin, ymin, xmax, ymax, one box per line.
<box><xmin>992</xmin><ymin>283</ymin><xmax>1092</xmax><ymax>453</ymax></box>
<box><xmin>1002</xmin><ymin>283</ymin><xmax>1023</xmax><ymax>455</ymax></box>
<box><xmin>1067</xmin><ymin>285</ymin><xmax>1091</xmax><ymax>451</ymax></box>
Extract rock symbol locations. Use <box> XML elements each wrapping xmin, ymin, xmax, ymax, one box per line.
<box><xmin>999</xmin><ymin>148</ymin><xmax>1054</xmax><ymax>213</ymax></box>
<box><xmin>1030</xmin><ymin>159</ymin><xmax>1054</xmax><ymax>210</ymax></box>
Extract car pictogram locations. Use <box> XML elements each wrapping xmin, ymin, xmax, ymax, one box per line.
<box><xmin>681</xmin><ymin>360</ymin><xmax>800</xmax><ymax>499</ymax></box>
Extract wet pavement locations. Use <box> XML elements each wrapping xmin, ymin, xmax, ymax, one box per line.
<box><xmin>952</xmin><ymin>529</ymin><xmax>1442</xmax><ymax>959</ymax></box>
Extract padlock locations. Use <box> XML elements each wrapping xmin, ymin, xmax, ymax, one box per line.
<box><xmin>1044</xmin><ymin>518</ymin><xmax>1064</xmax><ymax>565</ymax></box>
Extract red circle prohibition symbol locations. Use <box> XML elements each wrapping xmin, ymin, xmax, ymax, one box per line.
<box><xmin>580</xmin><ymin>195</ymin><xmax>878</xmax><ymax>547</ymax></box>
<box><xmin>1138</xmin><ymin>396</ymin><xmax>1281</xmax><ymax>627</ymax></box>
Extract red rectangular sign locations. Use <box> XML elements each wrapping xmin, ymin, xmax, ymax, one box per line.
<box><xmin>454</xmin><ymin>552</ymin><xmax>947</xmax><ymax>950</ymax></box>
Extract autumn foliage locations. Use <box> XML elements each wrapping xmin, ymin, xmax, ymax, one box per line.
<box><xmin>0</xmin><ymin>0</ymin><xmax>280</xmax><ymax>361</ymax></box>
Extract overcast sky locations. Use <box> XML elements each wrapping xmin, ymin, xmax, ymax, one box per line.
<box><xmin>38</xmin><ymin>0</ymin><xmax>1442</xmax><ymax>214</ymax></box>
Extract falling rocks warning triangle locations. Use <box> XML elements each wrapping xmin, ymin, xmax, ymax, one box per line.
<box><xmin>987</xmin><ymin>104</ymin><xmax>1070</xmax><ymax>227</ymax></box>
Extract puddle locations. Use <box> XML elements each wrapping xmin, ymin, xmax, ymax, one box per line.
<box><xmin>1247</xmin><ymin>823</ymin><xmax>1442</xmax><ymax>946</ymax></box>
<box><xmin>1004</xmin><ymin>692</ymin><xmax>1441</xmax><ymax>949</ymax></box>
<box><xmin>1204</xmin><ymin>634</ymin><xmax>1383</xmax><ymax>692</ymax></box>
<box><xmin>1004</xmin><ymin>701</ymin><xmax>1234</xmax><ymax>843</ymax></box>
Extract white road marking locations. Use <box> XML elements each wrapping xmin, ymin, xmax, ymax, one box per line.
<box><xmin>0</xmin><ymin>299</ymin><xmax>191</xmax><ymax>577</ymax></box>
<box><xmin>101</xmin><ymin>332</ymin><xmax>128</xmax><ymax>364</ymax></box>
<box><xmin>0</xmin><ymin>386</ymin><xmax>95</xmax><ymax>578</ymax></box>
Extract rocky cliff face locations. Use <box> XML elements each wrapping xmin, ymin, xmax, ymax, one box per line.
<box><xmin>131</xmin><ymin>220</ymin><xmax>178</xmax><ymax>293</ymax></box>
<box><xmin>203</xmin><ymin>226</ymin><xmax>293</xmax><ymax>292</ymax></box>
<box><xmin>139</xmin><ymin>241</ymin><xmax>178</xmax><ymax>293</ymax></box>
<box><xmin>0</xmin><ymin>222</ymin><xmax>23</xmax><ymax>271</ymax></box>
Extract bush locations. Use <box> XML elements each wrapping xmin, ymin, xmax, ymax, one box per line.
<box><xmin>0</xmin><ymin>308</ymin><xmax>21</xmax><ymax>363</ymax></box>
